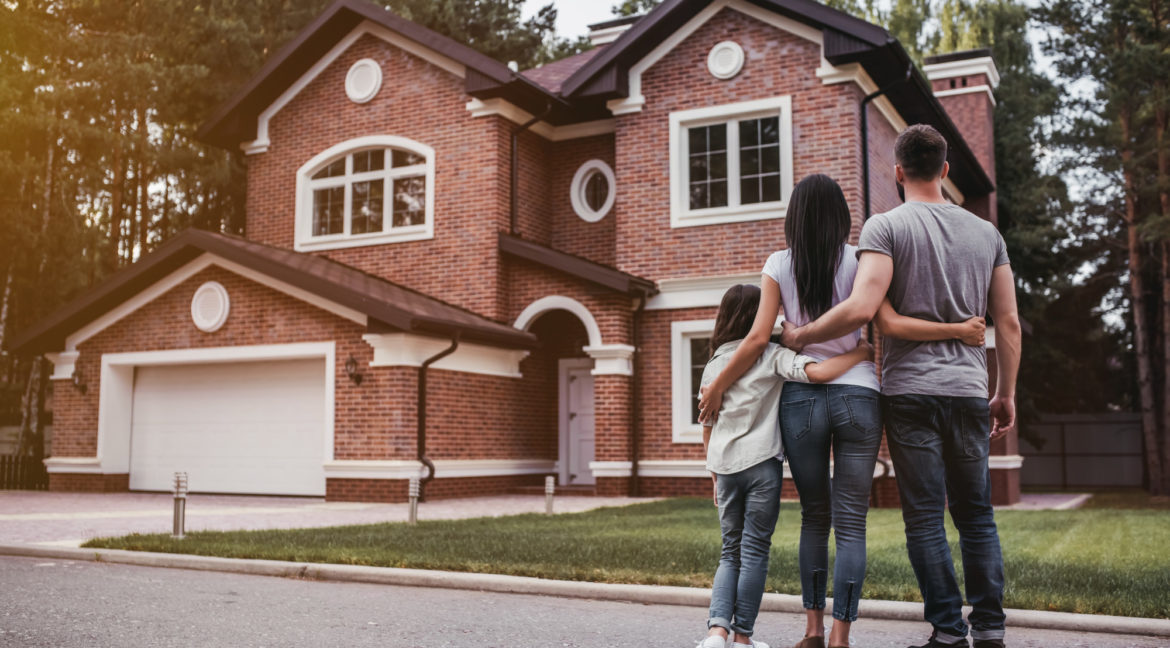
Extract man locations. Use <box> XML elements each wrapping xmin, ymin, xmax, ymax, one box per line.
<box><xmin>780</xmin><ymin>124</ymin><xmax>1021</xmax><ymax>648</ymax></box>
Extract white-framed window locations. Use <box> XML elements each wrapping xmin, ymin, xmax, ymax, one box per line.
<box><xmin>294</xmin><ymin>135</ymin><xmax>435</xmax><ymax>252</ymax></box>
<box><xmin>671</xmin><ymin>319</ymin><xmax>715</xmax><ymax>443</ymax></box>
<box><xmin>570</xmin><ymin>159</ymin><xmax>616</xmax><ymax>222</ymax></box>
<box><xmin>668</xmin><ymin>96</ymin><xmax>794</xmax><ymax>228</ymax></box>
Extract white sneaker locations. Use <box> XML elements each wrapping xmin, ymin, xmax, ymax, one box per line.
<box><xmin>698</xmin><ymin>635</ymin><xmax>727</xmax><ymax>648</ymax></box>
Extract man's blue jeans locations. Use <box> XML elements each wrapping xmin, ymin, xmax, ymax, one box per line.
<box><xmin>709</xmin><ymin>457</ymin><xmax>783</xmax><ymax>637</ymax></box>
<box><xmin>780</xmin><ymin>382</ymin><xmax>882</xmax><ymax>623</ymax></box>
<box><xmin>883</xmin><ymin>395</ymin><xmax>1006</xmax><ymax>644</ymax></box>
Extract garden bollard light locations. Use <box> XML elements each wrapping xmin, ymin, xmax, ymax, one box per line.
<box><xmin>172</xmin><ymin>472</ymin><xmax>188</xmax><ymax>539</ymax></box>
<box><xmin>545</xmin><ymin>475</ymin><xmax>555</xmax><ymax>514</ymax></box>
<box><xmin>408</xmin><ymin>477</ymin><xmax>420</xmax><ymax>524</ymax></box>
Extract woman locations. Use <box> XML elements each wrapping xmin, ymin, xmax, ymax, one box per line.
<box><xmin>698</xmin><ymin>174</ymin><xmax>983</xmax><ymax>648</ymax></box>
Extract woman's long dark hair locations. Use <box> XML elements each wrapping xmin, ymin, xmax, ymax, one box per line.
<box><xmin>784</xmin><ymin>174</ymin><xmax>852</xmax><ymax>321</ymax></box>
<box><xmin>709</xmin><ymin>284</ymin><xmax>761</xmax><ymax>359</ymax></box>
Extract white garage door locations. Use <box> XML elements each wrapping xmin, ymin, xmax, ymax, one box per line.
<box><xmin>129</xmin><ymin>358</ymin><xmax>327</xmax><ymax>496</ymax></box>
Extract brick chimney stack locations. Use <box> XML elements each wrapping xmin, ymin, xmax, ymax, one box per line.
<box><xmin>922</xmin><ymin>49</ymin><xmax>1000</xmax><ymax>224</ymax></box>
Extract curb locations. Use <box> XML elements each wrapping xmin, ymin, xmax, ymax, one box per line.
<box><xmin>2</xmin><ymin>544</ymin><xmax>1167</xmax><ymax>638</ymax></box>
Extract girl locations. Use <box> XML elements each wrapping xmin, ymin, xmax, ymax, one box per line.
<box><xmin>698</xmin><ymin>283</ymin><xmax>874</xmax><ymax>648</ymax></box>
<box><xmin>698</xmin><ymin>174</ymin><xmax>985</xmax><ymax>648</ymax></box>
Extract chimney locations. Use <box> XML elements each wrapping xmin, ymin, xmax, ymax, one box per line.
<box><xmin>587</xmin><ymin>15</ymin><xmax>640</xmax><ymax>47</ymax></box>
<box><xmin>922</xmin><ymin>49</ymin><xmax>999</xmax><ymax>224</ymax></box>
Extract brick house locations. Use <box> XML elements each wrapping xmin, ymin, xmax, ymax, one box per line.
<box><xmin>13</xmin><ymin>0</ymin><xmax>1021</xmax><ymax>504</ymax></box>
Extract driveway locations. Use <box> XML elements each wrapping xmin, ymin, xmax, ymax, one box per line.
<box><xmin>0</xmin><ymin>491</ymin><xmax>657</xmax><ymax>546</ymax></box>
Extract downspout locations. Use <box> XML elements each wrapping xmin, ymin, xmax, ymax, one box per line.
<box><xmin>861</xmin><ymin>66</ymin><xmax>912</xmax><ymax>342</ymax></box>
<box><xmin>510</xmin><ymin>102</ymin><xmax>554</xmax><ymax>235</ymax></box>
<box><xmin>418</xmin><ymin>333</ymin><xmax>460</xmax><ymax>501</ymax></box>
<box><xmin>628</xmin><ymin>295</ymin><xmax>647</xmax><ymax>496</ymax></box>
<box><xmin>861</xmin><ymin>66</ymin><xmax>913</xmax><ymax>222</ymax></box>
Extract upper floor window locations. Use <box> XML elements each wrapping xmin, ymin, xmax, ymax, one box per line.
<box><xmin>295</xmin><ymin>136</ymin><xmax>435</xmax><ymax>251</ymax></box>
<box><xmin>669</xmin><ymin>96</ymin><xmax>794</xmax><ymax>229</ymax></box>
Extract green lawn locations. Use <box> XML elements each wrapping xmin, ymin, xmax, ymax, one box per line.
<box><xmin>83</xmin><ymin>499</ymin><xmax>1170</xmax><ymax>619</ymax></box>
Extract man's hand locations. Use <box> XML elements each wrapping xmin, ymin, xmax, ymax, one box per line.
<box><xmin>957</xmin><ymin>316</ymin><xmax>986</xmax><ymax>346</ymax></box>
<box><xmin>857</xmin><ymin>337</ymin><xmax>875</xmax><ymax>362</ymax></box>
<box><xmin>989</xmin><ymin>393</ymin><xmax>1016</xmax><ymax>440</ymax></box>
<box><xmin>697</xmin><ymin>385</ymin><xmax>723</xmax><ymax>425</ymax></box>
<box><xmin>780</xmin><ymin>320</ymin><xmax>803</xmax><ymax>352</ymax></box>
<box><xmin>711</xmin><ymin>473</ymin><xmax>719</xmax><ymax>507</ymax></box>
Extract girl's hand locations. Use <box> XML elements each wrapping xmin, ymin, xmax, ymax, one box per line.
<box><xmin>956</xmin><ymin>316</ymin><xmax>986</xmax><ymax>346</ymax></box>
<box><xmin>698</xmin><ymin>386</ymin><xmax>723</xmax><ymax>425</ymax></box>
<box><xmin>857</xmin><ymin>337</ymin><xmax>875</xmax><ymax>362</ymax></box>
<box><xmin>711</xmin><ymin>473</ymin><xmax>719</xmax><ymax>507</ymax></box>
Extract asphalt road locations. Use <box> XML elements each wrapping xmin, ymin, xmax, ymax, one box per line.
<box><xmin>0</xmin><ymin>556</ymin><xmax>1162</xmax><ymax>648</ymax></box>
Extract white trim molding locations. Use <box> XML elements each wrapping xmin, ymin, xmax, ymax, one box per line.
<box><xmin>465</xmin><ymin>98</ymin><xmax>616</xmax><ymax>141</ymax></box>
<box><xmin>989</xmin><ymin>454</ymin><xmax>1024</xmax><ymax>470</ymax></box>
<box><xmin>606</xmin><ymin>0</ymin><xmax>822</xmax><ymax>115</ymax></box>
<box><xmin>933</xmin><ymin>84</ymin><xmax>997</xmax><ymax>106</ymax></box>
<box><xmin>45</xmin><ymin>351</ymin><xmax>80</xmax><ymax>381</ymax></box>
<box><xmin>922</xmin><ymin>56</ymin><xmax>1001</xmax><ymax>89</ymax></box>
<box><xmin>91</xmin><ymin>342</ymin><xmax>336</xmax><ymax>477</ymax></box>
<box><xmin>570</xmin><ymin>159</ymin><xmax>616</xmax><ymax>222</ymax></box>
<box><xmin>361</xmin><ymin>333</ymin><xmax>528</xmax><ymax>378</ymax></box>
<box><xmin>589</xmin><ymin>23</ymin><xmax>632</xmax><ymax>46</ymax></box>
<box><xmin>294</xmin><ymin>135</ymin><xmax>436</xmax><ymax>252</ymax></box>
<box><xmin>345</xmin><ymin>58</ymin><xmax>383</xmax><ymax>104</ymax></box>
<box><xmin>44</xmin><ymin>456</ymin><xmax>104</xmax><ymax>474</ymax></box>
<box><xmin>190</xmin><ymin>281</ymin><xmax>230</xmax><ymax>333</ymax></box>
<box><xmin>242</xmin><ymin>21</ymin><xmax>466</xmax><ymax>154</ymax></box>
<box><xmin>589</xmin><ymin>460</ymin><xmax>633</xmax><ymax>478</ymax></box>
<box><xmin>514</xmin><ymin>295</ymin><xmax>604</xmax><ymax>348</ymax></box>
<box><xmin>646</xmin><ymin>273</ymin><xmax>761</xmax><ymax>311</ymax></box>
<box><xmin>707</xmin><ymin>41</ymin><xmax>745</xmax><ymax>80</ymax></box>
<box><xmin>671</xmin><ymin>319</ymin><xmax>716</xmax><ymax>443</ymax></box>
<box><xmin>322</xmin><ymin>458</ymin><xmax>556</xmax><ymax>480</ymax></box>
<box><xmin>583</xmin><ymin>344</ymin><xmax>636</xmax><ymax>376</ymax></box>
<box><xmin>669</xmin><ymin>95</ymin><xmax>794</xmax><ymax>228</ymax></box>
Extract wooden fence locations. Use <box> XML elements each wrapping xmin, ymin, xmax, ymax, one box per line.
<box><xmin>0</xmin><ymin>454</ymin><xmax>49</xmax><ymax>490</ymax></box>
<box><xmin>1020</xmin><ymin>413</ymin><xmax>1144</xmax><ymax>489</ymax></box>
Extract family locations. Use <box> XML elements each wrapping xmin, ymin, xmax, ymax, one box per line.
<box><xmin>694</xmin><ymin>125</ymin><xmax>1022</xmax><ymax>648</ymax></box>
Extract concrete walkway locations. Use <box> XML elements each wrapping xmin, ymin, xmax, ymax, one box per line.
<box><xmin>0</xmin><ymin>491</ymin><xmax>658</xmax><ymax>546</ymax></box>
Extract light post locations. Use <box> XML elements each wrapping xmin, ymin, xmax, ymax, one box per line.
<box><xmin>172</xmin><ymin>472</ymin><xmax>188</xmax><ymax>539</ymax></box>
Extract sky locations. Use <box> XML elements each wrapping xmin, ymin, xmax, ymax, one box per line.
<box><xmin>522</xmin><ymin>1</ymin><xmax>617</xmax><ymax>38</ymax></box>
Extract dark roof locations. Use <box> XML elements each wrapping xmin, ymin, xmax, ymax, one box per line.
<box><xmin>555</xmin><ymin>0</ymin><xmax>994</xmax><ymax>198</ymax></box>
<box><xmin>924</xmin><ymin>48</ymin><xmax>993</xmax><ymax>65</ymax></box>
<box><xmin>499</xmin><ymin>233</ymin><xmax>657</xmax><ymax>297</ymax></box>
<box><xmin>521</xmin><ymin>48</ymin><xmax>607</xmax><ymax>95</ymax></box>
<box><xmin>587</xmin><ymin>15</ymin><xmax>643</xmax><ymax>31</ymax></box>
<box><xmin>11</xmin><ymin>229</ymin><xmax>537</xmax><ymax>354</ymax></box>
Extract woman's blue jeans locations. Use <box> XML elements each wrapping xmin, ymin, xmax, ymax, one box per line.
<box><xmin>709</xmin><ymin>457</ymin><xmax>783</xmax><ymax>637</ymax></box>
<box><xmin>780</xmin><ymin>382</ymin><xmax>882</xmax><ymax>623</ymax></box>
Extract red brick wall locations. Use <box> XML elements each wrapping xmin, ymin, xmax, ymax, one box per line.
<box><xmin>637</xmin><ymin>307</ymin><xmax>716</xmax><ymax>462</ymax></box>
<box><xmin>866</xmin><ymin>104</ymin><xmax>903</xmax><ymax>219</ymax></box>
<box><xmin>614</xmin><ymin>8</ymin><xmax>865</xmax><ymax>281</ymax></box>
<box><xmin>327</xmin><ymin>474</ymin><xmax>546</xmax><ymax>503</ymax></box>
<box><xmin>548</xmin><ymin>135</ymin><xmax>618</xmax><ymax>267</ymax></box>
<box><xmin>49</xmin><ymin>473</ymin><xmax>129</xmax><ymax>493</ymax></box>
<box><xmin>247</xmin><ymin>33</ymin><xmax>507</xmax><ymax>318</ymax></box>
<box><xmin>931</xmin><ymin>73</ymin><xmax>996</xmax><ymax>223</ymax></box>
<box><xmin>502</xmin><ymin>258</ymin><xmax>632</xmax><ymax>345</ymax></box>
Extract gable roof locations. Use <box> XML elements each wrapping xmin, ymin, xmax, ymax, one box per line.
<box><xmin>521</xmin><ymin>48</ymin><xmax>608</xmax><ymax>95</ymax></box>
<box><xmin>499</xmin><ymin>233</ymin><xmax>657</xmax><ymax>297</ymax></box>
<box><xmin>11</xmin><ymin>229</ymin><xmax>538</xmax><ymax>355</ymax></box>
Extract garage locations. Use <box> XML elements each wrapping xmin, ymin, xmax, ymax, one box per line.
<box><xmin>128</xmin><ymin>358</ymin><xmax>328</xmax><ymax>496</ymax></box>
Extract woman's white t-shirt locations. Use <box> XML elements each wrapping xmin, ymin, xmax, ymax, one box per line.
<box><xmin>762</xmin><ymin>245</ymin><xmax>880</xmax><ymax>391</ymax></box>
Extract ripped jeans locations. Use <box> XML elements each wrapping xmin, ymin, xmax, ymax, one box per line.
<box><xmin>780</xmin><ymin>382</ymin><xmax>882</xmax><ymax>623</ymax></box>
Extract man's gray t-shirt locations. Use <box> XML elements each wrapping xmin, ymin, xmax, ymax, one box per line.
<box><xmin>858</xmin><ymin>201</ymin><xmax>1010</xmax><ymax>397</ymax></box>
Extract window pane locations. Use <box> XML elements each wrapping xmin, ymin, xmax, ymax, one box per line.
<box><xmin>353</xmin><ymin>150</ymin><xmax>384</xmax><ymax>173</ymax></box>
<box><xmin>760</xmin><ymin>117</ymin><xmax>780</xmax><ymax>144</ymax></box>
<box><xmin>761</xmin><ymin>146</ymin><xmax>780</xmax><ymax>174</ymax></box>
<box><xmin>688</xmin><ymin>127</ymin><xmax>708</xmax><ymax>155</ymax></box>
<box><xmin>689</xmin><ymin>336</ymin><xmax>711</xmax><ymax>425</ymax></box>
<box><xmin>739</xmin><ymin>119</ymin><xmax>759</xmax><ymax>146</ymax></box>
<box><xmin>584</xmin><ymin>171</ymin><xmax>609</xmax><ymax>212</ymax></box>
<box><xmin>351</xmin><ymin>179</ymin><xmax>384</xmax><ymax>234</ymax></box>
<box><xmin>741</xmin><ymin>147</ymin><xmax>759</xmax><ymax>176</ymax></box>
<box><xmin>392</xmin><ymin>149</ymin><xmax>425</xmax><ymax>167</ymax></box>
<box><xmin>312</xmin><ymin>159</ymin><xmax>346</xmax><ymax>180</ymax></box>
<box><xmin>708</xmin><ymin>125</ymin><xmax>726</xmax><ymax>152</ymax></box>
<box><xmin>710</xmin><ymin>152</ymin><xmax>727</xmax><ymax>179</ymax></box>
<box><xmin>689</xmin><ymin>182</ymin><xmax>709</xmax><ymax>211</ymax></box>
<box><xmin>761</xmin><ymin>175</ymin><xmax>781</xmax><ymax>203</ymax></box>
<box><xmin>741</xmin><ymin>177</ymin><xmax>760</xmax><ymax>204</ymax></box>
<box><xmin>710</xmin><ymin>180</ymin><xmax>728</xmax><ymax>208</ymax></box>
<box><xmin>393</xmin><ymin>175</ymin><xmax>426</xmax><ymax>227</ymax></box>
<box><xmin>312</xmin><ymin>186</ymin><xmax>345</xmax><ymax>236</ymax></box>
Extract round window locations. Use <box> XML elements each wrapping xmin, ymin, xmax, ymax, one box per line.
<box><xmin>345</xmin><ymin>58</ymin><xmax>383</xmax><ymax>104</ymax></box>
<box><xmin>191</xmin><ymin>281</ymin><xmax>230</xmax><ymax>333</ymax></box>
<box><xmin>707</xmin><ymin>41</ymin><xmax>745</xmax><ymax>80</ymax></box>
<box><xmin>570</xmin><ymin>160</ymin><xmax>615</xmax><ymax>222</ymax></box>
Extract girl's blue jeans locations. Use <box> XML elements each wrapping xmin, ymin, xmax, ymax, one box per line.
<box><xmin>780</xmin><ymin>382</ymin><xmax>882</xmax><ymax>623</ymax></box>
<box><xmin>708</xmin><ymin>457</ymin><xmax>783</xmax><ymax>637</ymax></box>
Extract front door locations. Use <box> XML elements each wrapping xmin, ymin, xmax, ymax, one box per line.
<box><xmin>559</xmin><ymin>359</ymin><xmax>595</xmax><ymax>486</ymax></box>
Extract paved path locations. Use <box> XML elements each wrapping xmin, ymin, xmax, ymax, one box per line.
<box><xmin>0</xmin><ymin>491</ymin><xmax>657</xmax><ymax>546</ymax></box>
<box><xmin>0</xmin><ymin>555</ymin><xmax>1161</xmax><ymax>648</ymax></box>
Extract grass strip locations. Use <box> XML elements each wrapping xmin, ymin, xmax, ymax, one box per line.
<box><xmin>83</xmin><ymin>498</ymin><xmax>1170</xmax><ymax>619</ymax></box>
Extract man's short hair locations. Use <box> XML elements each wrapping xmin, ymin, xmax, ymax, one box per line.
<box><xmin>895</xmin><ymin>124</ymin><xmax>948</xmax><ymax>181</ymax></box>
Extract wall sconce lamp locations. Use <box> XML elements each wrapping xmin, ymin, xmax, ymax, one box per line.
<box><xmin>72</xmin><ymin>369</ymin><xmax>88</xmax><ymax>394</ymax></box>
<box><xmin>345</xmin><ymin>355</ymin><xmax>364</xmax><ymax>386</ymax></box>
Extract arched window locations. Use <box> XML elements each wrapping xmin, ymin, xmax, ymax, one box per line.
<box><xmin>295</xmin><ymin>136</ymin><xmax>435</xmax><ymax>251</ymax></box>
